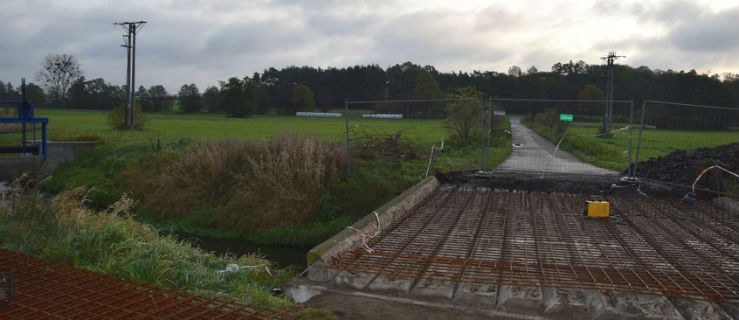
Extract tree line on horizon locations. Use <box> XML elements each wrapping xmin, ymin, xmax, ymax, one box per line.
<box><xmin>1</xmin><ymin>58</ymin><xmax>738</xmax><ymax>117</ymax></box>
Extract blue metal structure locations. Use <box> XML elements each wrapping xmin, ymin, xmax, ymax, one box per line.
<box><xmin>0</xmin><ymin>98</ymin><xmax>49</xmax><ymax>160</ymax></box>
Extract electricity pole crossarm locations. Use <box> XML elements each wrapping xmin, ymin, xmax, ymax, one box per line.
<box><xmin>114</xmin><ymin>21</ymin><xmax>146</xmax><ymax>129</ymax></box>
<box><xmin>601</xmin><ymin>51</ymin><xmax>625</xmax><ymax>134</ymax></box>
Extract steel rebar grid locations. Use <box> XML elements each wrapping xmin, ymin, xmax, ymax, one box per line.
<box><xmin>0</xmin><ymin>248</ymin><xmax>294</xmax><ymax>319</ymax></box>
<box><xmin>330</xmin><ymin>187</ymin><xmax>739</xmax><ymax>302</ymax></box>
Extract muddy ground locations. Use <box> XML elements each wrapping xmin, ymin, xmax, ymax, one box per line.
<box><xmin>627</xmin><ymin>142</ymin><xmax>739</xmax><ymax>198</ymax></box>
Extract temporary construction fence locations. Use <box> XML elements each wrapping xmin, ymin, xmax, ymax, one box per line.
<box><xmin>490</xmin><ymin>98</ymin><xmax>634</xmax><ymax>176</ymax></box>
<box><xmin>484</xmin><ymin>98</ymin><xmax>737</xmax><ymax>196</ymax></box>
<box><xmin>630</xmin><ymin>100</ymin><xmax>739</xmax><ymax>197</ymax></box>
<box><xmin>344</xmin><ymin>97</ymin><xmax>633</xmax><ymax>174</ymax></box>
<box><xmin>342</xmin><ymin>97</ymin><xmax>638</xmax><ymax>176</ymax></box>
<box><xmin>342</xmin><ymin>98</ymin><xmax>481</xmax><ymax>174</ymax></box>
<box><xmin>341</xmin><ymin>97</ymin><xmax>737</xmax><ymax>195</ymax></box>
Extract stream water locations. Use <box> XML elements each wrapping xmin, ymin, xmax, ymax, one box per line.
<box><xmin>173</xmin><ymin>233</ymin><xmax>308</xmax><ymax>270</ymax></box>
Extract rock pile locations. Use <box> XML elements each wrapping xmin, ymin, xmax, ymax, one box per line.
<box><xmin>628</xmin><ymin>143</ymin><xmax>739</xmax><ymax>196</ymax></box>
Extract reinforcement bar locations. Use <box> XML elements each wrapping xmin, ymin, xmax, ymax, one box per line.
<box><xmin>330</xmin><ymin>187</ymin><xmax>739</xmax><ymax>301</ymax></box>
<box><xmin>0</xmin><ymin>248</ymin><xmax>294</xmax><ymax>319</ymax></box>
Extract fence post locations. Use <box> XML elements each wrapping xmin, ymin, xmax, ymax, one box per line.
<box><xmin>632</xmin><ymin>101</ymin><xmax>647</xmax><ymax>178</ymax></box>
<box><xmin>488</xmin><ymin>96</ymin><xmax>493</xmax><ymax>172</ymax></box>
<box><xmin>627</xmin><ymin>101</ymin><xmax>634</xmax><ymax>178</ymax></box>
<box><xmin>480</xmin><ymin>96</ymin><xmax>485</xmax><ymax>172</ymax></box>
<box><xmin>344</xmin><ymin>100</ymin><xmax>351</xmax><ymax>174</ymax></box>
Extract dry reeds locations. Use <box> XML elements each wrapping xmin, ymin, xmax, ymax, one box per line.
<box><xmin>138</xmin><ymin>133</ymin><xmax>346</xmax><ymax>233</ymax></box>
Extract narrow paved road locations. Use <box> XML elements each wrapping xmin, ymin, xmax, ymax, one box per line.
<box><xmin>496</xmin><ymin>116</ymin><xmax>617</xmax><ymax>175</ymax></box>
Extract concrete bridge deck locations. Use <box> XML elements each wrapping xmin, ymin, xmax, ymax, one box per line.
<box><xmin>290</xmin><ymin>174</ymin><xmax>739</xmax><ymax>319</ymax></box>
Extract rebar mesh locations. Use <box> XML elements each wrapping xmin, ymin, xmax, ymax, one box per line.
<box><xmin>331</xmin><ymin>187</ymin><xmax>739</xmax><ymax>301</ymax></box>
<box><xmin>0</xmin><ymin>248</ymin><xmax>294</xmax><ymax>319</ymax></box>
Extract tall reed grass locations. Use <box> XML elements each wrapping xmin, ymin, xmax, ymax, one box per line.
<box><xmin>130</xmin><ymin>133</ymin><xmax>347</xmax><ymax>234</ymax></box>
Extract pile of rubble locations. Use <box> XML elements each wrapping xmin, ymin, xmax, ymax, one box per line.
<box><xmin>628</xmin><ymin>143</ymin><xmax>739</xmax><ymax>197</ymax></box>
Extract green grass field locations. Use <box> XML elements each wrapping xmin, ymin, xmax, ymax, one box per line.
<box><xmin>531</xmin><ymin>121</ymin><xmax>738</xmax><ymax>171</ymax></box>
<box><xmin>15</xmin><ymin>108</ymin><xmax>735</xmax><ymax>173</ymax></box>
<box><xmin>36</xmin><ymin>109</ymin><xmax>449</xmax><ymax>144</ymax></box>
<box><xmin>33</xmin><ymin>108</ymin><xmax>503</xmax><ymax>175</ymax></box>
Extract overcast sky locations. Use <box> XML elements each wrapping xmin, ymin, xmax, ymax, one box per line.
<box><xmin>1</xmin><ymin>0</ymin><xmax>737</xmax><ymax>94</ymax></box>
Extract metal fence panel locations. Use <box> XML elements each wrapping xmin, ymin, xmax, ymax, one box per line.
<box><xmin>632</xmin><ymin>100</ymin><xmax>739</xmax><ymax>195</ymax></box>
<box><xmin>492</xmin><ymin>98</ymin><xmax>633</xmax><ymax>176</ymax></box>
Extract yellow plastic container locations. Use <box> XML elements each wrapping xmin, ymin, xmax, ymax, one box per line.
<box><xmin>586</xmin><ymin>201</ymin><xmax>610</xmax><ymax>218</ymax></box>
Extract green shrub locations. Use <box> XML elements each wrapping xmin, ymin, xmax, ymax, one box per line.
<box><xmin>44</xmin><ymin>141</ymin><xmax>153</xmax><ymax>210</ymax></box>
<box><xmin>107</xmin><ymin>103</ymin><xmax>147</xmax><ymax>130</ymax></box>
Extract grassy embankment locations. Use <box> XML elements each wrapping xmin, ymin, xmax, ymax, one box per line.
<box><xmin>523</xmin><ymin>119</ymin><xmax>737</xmax><ymax>171</ymax></box>
<box><xmin>0</xmin><ymin>183</ymin><xmax>335</xmax><ymax>319</ymax></box>
<box><xmin>37</xmin><ymin>109</ymin><xmax>512</xmax><ymax>247</ymax></box>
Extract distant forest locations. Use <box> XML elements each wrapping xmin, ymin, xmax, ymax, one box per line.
<box><xmin>1</xmin><ymin>60</ymin><xmax>738</xmax><ymax>117</ymax></box>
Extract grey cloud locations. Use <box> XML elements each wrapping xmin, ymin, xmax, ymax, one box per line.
<box><xmin>606</xmin><ymin>4</ymin><xmax>739</xmax><ymax>53</ymax></box>
<box><xmin>474</xmin><ymin>5</ymin><xmax>523</xmax><ymax>32</ymax></box>
<box><xmin>269</xmin><ymin>0</ymin><xmax>395</xmax><ymax>14</ymax></box>
<box><xmin>204</xmin><ymin>22</ymin><xmax>307</xmax><ymax>56</ymax></box>
<box><xmin>592</xmin><ymin>1</ymin><xmax>737</xmax><ymax>73</ymax></box>
<box><xmin>28</xmin><ymin>22</ymin><xmax>97</xmax><ymax>53</ymax></box>
<box><xmin>630</xmin><ymin>0</ymin><xmax>718</xmax><ymax>26</ymax></box>
<box><xmin>2</xmin><ymin>0</ymin><xmax>737</xmax><ymax>94</ymax></box>
<box><xmin>667</xmin><ymin>9</ymin><xmax>738</xmax><ymax>52</ymax></box>
<box><xmin>366</xmin><ymin>10</ymin><xmax>510</xmax><ymax>70</ymax></box>
<box><xmin>651</xmin><ymin>0</ymin><xmax>703</xmax><ymax>24</ymax></box>
<box><xmin>303</xmin><ymin>11</ymin><xmax>378</xmax><ymax>37</ymax></box>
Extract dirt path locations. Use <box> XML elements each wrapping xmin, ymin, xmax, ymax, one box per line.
<box><xmin>496</xmin><ymin>116</ymin><xmax>616</xmax><ymax>175</ymax></box>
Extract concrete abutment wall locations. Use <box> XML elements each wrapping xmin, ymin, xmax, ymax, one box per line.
<box><xmin>0</xmin><ymin>141</ymin><xmax>96</xmax><ymax>180</ymax></box>
<box><xmin>306</xmin><ymin>175</ymin><xmax>439</xmax><ymax>279</ymax></box>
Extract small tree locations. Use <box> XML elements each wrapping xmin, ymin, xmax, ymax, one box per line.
<box><xmin>253</xmin><ymin>84</ymin><xmax>271</xmax><ymax>114</ymax></box>
<box><xmin>577</xmin><ymin>84</ymin><xmax>605</xmax><ymax>120</ymax></box>
<box><xmin>446</xmin><ymin>87</ymin><xmax>482</xmax><ymax>141</ymax></box>
<box><xmin>178</xmin><ymin>83</ymin><xmax>202</xmax><ymax>113</ymax></box>
<box><xmin>36</xmin><ymin>53</ymin><xmax>82</xmax><ymax>106</ymax></box>
<box><xmin>411</xmin><ymin>71</ymin><xmax>443</xmax><ymax>116</ymax></box>
<box><xmin>219</xmin><ymin>77</ymin><xmax>255</xmax><ymax>117</ymax></box>
<box><xmin>148</xmin><ymin>85</ymin><xmax>172</xmax><ymax>112</ymax></box>
<box><xmin>202</xmin><ymin>86</ymin><xmax>221</xmax><ymax>113</ymax></box>
<box><xmin>107</xmin><ymin>103</ymin><xmax>147</xmax><ymax>130</ymax></box>
<box><xmin>292</xmin><ymin>84</ymin><xmax>315</xmax><ymax>112</ymax></box>
<box><xmin>507</xmin><ymin>65</ymin><xmax>522</xmax><ymax>77</ymax></box>
<box><xmin>25</xmin><ymin>82</ymin><xmax>46</xmax><ymax>107</ymax></box>
<box><xmin>135</xmin><ymin>86</ymin><xmax>151</xmax><ymax>111</ymax></box>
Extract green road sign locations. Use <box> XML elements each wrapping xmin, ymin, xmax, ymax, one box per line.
<box><xmin>559</xmin><ymin>114</ymin><xmax>573</xmax><ymax>122</ymax></box>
